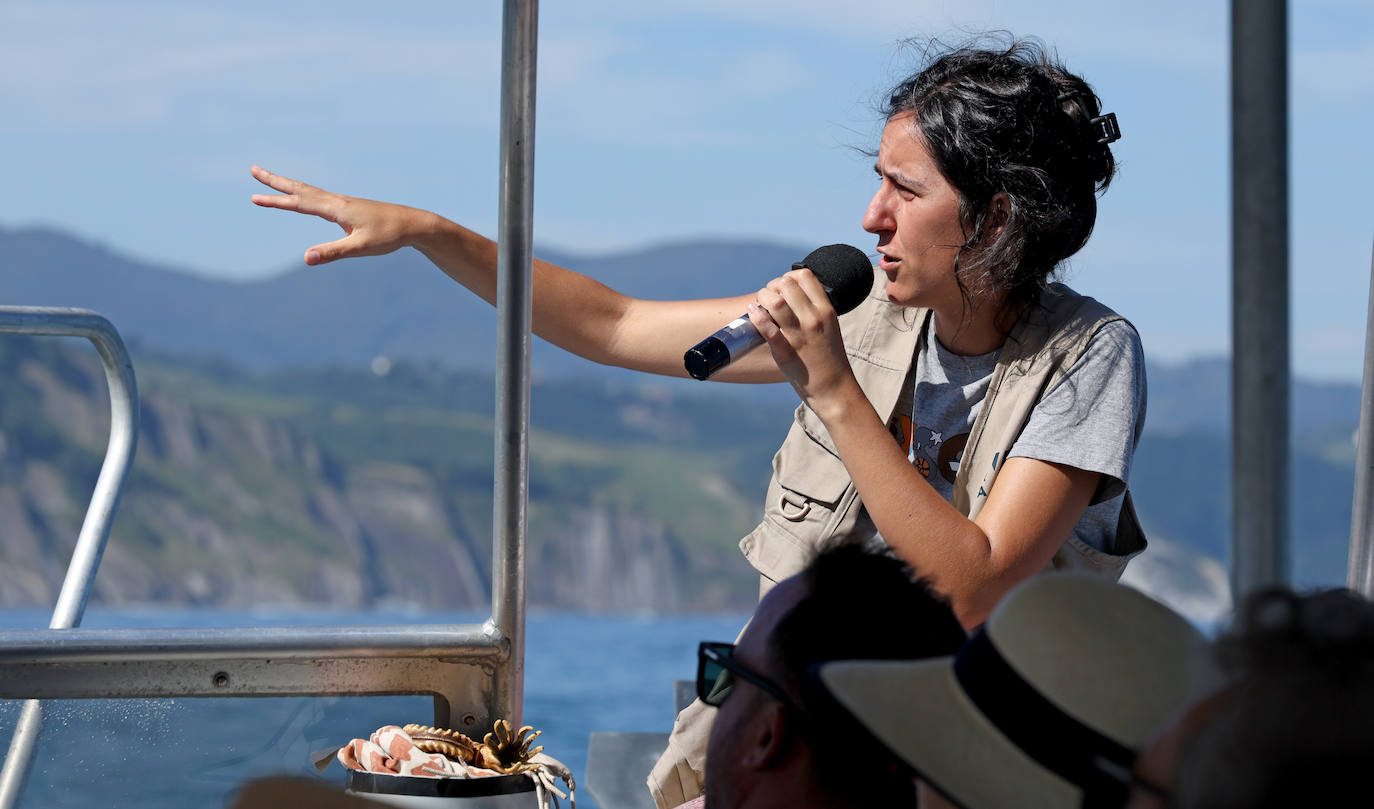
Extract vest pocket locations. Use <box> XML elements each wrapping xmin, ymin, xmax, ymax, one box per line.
<box><xmin>1051</xmin><ymin>535</ymin><xmax>1144</xmax><ymax>581</ymax></box>
<box><xmin>739</xmin><ymin>417</ymin><xmax>856</xmax><ymax>583</ymax></box>
<box><xmin>739</xmin><ymin>518</ymin><xmax>814</xmax><ymax>585</ymax></box>
<box><xmin>784</xmin><ymin>407</ymin><xmax>850</xmax><ymax>504</ymax></box>
<box><xmin>777</xmin><ymin>490</ymin><xmax>812</xmax><ymax>521</ymax></box>
<box><xmin>1051</xmin><ymin>492</ymin><xmax>1150</xmax><ymax>580</ymax></box>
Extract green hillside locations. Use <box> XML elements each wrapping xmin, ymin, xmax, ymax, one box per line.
<box><xmin>0</xmin><ymin>335</ymin><xmax>793</xmax><ymax>611</ymax></box>
<box><xmin>1</xmin><ymin>331</ymin><xmax>1363</xmax><ymax>613</ymax></box>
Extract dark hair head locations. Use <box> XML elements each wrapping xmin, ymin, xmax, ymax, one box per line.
<box><xmin>765</xmin><ymin>543</ymin><xmax>965</xmax><ymax>805</ymax></box>
<box><xmin>882</xmin><ymin>35</ymin><xmax>1117</xmax><ymax>313</ymax></box>
<box><xmin>1172</xmin><ymin>587</ymin><xmax>1374</xmax><ymax>809</ymax></box>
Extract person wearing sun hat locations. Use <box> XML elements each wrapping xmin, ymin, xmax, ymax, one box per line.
<box><xmin>817</xmin><ymin>572</ymin><xmax>1220</xmax><ymax>809</ymax></box>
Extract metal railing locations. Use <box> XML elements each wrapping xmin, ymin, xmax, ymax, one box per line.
<box><xmin>0</xmin><ymin>306</ymin><xmax>139</xmax><ymax>808</ymax></box>
<box><xmin>1349</xmin><ymin>237</ymin><xmax>1374</xmax><ymax>597</ymax></box>
<box><xmin>1230</xmin><ymin>0</ymin><xmax>1290</xmax><ymax>602</ymax></box>
<box><xmin>0</xmin><ymin>310</ymin><xmax>522</xmax><ymax>802</ymax></box>
<box><xmin>0</xmin><ymin>0</ymin><xmax>539</xmax><ymax>804</ymax></box>
<box><xmin>490</xmin><ymin>0</ymin><xmax>539</xmax><ymax>730</ymax></box>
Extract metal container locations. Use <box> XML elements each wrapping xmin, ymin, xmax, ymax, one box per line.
<box><xmin>345</xmin><ymin>770</ymin><xmax>537</xmax><ymax>808</ymax></box>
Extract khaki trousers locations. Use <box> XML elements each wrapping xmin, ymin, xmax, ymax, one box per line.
<box><xmin>646</xmin><ymin>577</ymin><xmax>775</xmax><ymax>809</ymax></box>
<box><xmin>646</xmin><ymin>695</ymin><xmax>714</xmax><ymax>809</ymax></box>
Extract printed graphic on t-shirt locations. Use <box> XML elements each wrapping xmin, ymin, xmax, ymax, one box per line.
<box><xmin>889</xmin><ymin>412</ymin><xmax>968</xmax><ymax>485</ymax></box>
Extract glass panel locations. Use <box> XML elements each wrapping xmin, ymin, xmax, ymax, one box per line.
<box><xmin>0</xmin><ymin>694</ymin><xmax>431</xmax><ymax>809</ymax></box>
<box><xmin>0</xmin><ymin>608</ymin><xmax>749</xmax><ymax>808</ymax></box>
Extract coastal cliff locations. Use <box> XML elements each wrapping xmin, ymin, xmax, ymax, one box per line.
<box><xmin>0</xmin><ymin>337</ymin><xmax>773</xmax><ymax>612</ymax></box>
<box><xmin>1</xmin><ymin>228</ymin><xmax>1361</xmax><ymax>619</ymax></box>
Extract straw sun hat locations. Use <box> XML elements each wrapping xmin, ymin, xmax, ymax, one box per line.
<box><xmin>818</xmin><ymin>573</ymin><xmax>1218</xmax><ymax>809</ymax></box>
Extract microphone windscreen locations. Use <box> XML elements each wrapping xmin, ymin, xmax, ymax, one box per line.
<box><xmin>798</xmin><ymin>244</ymin><xmax>873</xmax><ymax>315</ymax></box>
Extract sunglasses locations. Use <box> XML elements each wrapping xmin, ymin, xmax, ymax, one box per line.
<box><xmin>696</xmin><ymin>641</ymin><xmax>799</xmax><ymax>712</ymax></box>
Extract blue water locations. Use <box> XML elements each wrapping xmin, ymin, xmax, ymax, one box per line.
<box><xmin>0</xmin><ymin>607</ymin><xmax>749</xmax><ymax>809</ymax></box>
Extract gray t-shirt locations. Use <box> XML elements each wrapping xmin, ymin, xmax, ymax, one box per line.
<box><xmin>858</xmin><ymin>317</ymin><xmax>1146</xmax><ymax>555</ymax></box>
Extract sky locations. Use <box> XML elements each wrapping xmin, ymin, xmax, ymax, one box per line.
<box><xmin>2</xmin><ymin>0</ymin><xmax>1372</xmax><ymax>380</ymax></box>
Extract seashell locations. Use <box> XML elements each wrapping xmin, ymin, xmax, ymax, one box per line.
<box><xmin>402</xmin><ymin>723</ymin><xmax>481</xmax><ymax>764</ymax></box>
<box><xmin>480</xmin><ymin>719</ymin><xmax>546</xmax><ymax>772</ymax></box>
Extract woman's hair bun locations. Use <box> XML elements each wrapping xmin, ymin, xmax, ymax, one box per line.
<box><xmin>1050</xmin><ymin>72</ymin><xmax>1119</xmax><ymax>192</ymax></box>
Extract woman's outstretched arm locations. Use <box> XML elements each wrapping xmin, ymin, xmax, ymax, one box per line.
<box><xmin>249</xmin><ymin>166</ymin><xmax>785</xmax><ymax>383</ymax></box>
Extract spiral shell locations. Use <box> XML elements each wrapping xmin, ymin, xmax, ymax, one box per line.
<box><xmin>402</xmin><ymin>724</ymin><xmax>481</xmax><ymax>764</ymax></box>
<box><xmin>399</xmin><ymin>719</ymin><xmax>546</xmax><ymax>774</ymax></box>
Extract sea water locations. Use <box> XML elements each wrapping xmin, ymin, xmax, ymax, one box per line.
<box><xmin>0</xmin><ymin>607</ymin><xmax>749</xmax><ymax>809</ymax></box>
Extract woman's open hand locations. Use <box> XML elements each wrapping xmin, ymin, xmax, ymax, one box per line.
<box><xmin>249</xmin><ymin>166</ymin><xmax>436</xmax><ymax>266</ymax></box>
<box><xmin>748</xmin><ymin>268</ymin><xmax>861</xmax><ymax>417</ymax></box>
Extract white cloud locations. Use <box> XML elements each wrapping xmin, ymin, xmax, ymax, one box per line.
<box><xmin>0</xmin><ymin>1</ymin><xmax>816</xmax><ymax>145</ymax></box>
<box><xmin>562</xmin><ymin>0</ymin><xmax>1227</xmax><ymax>73</ymax></box>
<box><xmin>733</xmin><ymin>49</ymin><xmax>811</xmax><ymax>95</ymax></box>
<box><xmin>535</xmin><ymin>39</ymin><xmax>817</xmax><ymax>148</ymax></box>
<box><xmin>537</xmin><ymin>31</ymin><xmax>630</xmax><ymax>92</ymax></box>
<box><xmin>0</xmin><ymin>2</ymin><xmax>500</xmax><ymax>129</ymax></box>
<box><xmin>1295</xmin><ymin>37</ymin><xmax>1374</xmax><ymax>99</ymax></box>
<box><xmin>1299</xmin><ymin>324</ymin><xmax>1368</xmax><ymax>357</ymax></box>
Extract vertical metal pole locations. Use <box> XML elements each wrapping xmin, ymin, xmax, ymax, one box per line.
<box><xmin>489</xmin><ymin>0</ymin><xmax>537</xmax><ymax>728</ymax></box>
<box><xmin>1230</xmin><ymin>0</ymin><xmax>1290</xmax><ymax>602</ymax></box>
<box><xmin>0</xmin><ymin>703</ymin><xmax>42</xmax><ymax>809</ymax></box>
<box><xmin>1348</xmin><ymin>240</ymin><xmax>1374</xmax><ymax>596</ymax></box>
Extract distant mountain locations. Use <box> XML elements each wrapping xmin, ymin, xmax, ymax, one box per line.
<box><xmin>1</xmin><ymin>225</ymin><xmax>804</xmax><ymax>389</ymax></box>
<box><xmin>1134</xmin><ymin>357</ymin><xmax>1360</xmax><ymax>589</ymax></box>
<box><xmin>1</xmin><ymin>333</ymin><xmax>1357</xmax><ymax>622</ymax></box>
<box><xmin>8</xmin><ymin>224</ymin><xmax>1365</xmax><ymax>419</ymax></box>
<box><xmin>1145</xmin><ymin>356</ymin><xmax>1361</xmax><ymax>442</ymax></box>
<box><xmin>2</xmin><ymin>225</ymin><xmax>1365</xmax><ymax>615</ymax></box>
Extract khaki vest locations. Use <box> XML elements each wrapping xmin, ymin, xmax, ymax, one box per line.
<box><xmin>738</xmin><ymin>273</ymin><xmax>1148</xmax><ymax>585</ymax></box>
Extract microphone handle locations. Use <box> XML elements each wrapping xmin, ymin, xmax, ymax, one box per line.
<box><xmin>684</xmin><ymin>313</ymin><xmax>766</xmax><ymax>380</ymax></box>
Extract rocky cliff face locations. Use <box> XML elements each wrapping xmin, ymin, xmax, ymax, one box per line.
<box><xmin>7</xmin><ymin>331</ymin><xmax>1348</xmax><ymax>620</ymax></box>
<box><xmin>0</xmin><ymin>338</ymin><xmax>762</xmax><ymax>612</ymax></box>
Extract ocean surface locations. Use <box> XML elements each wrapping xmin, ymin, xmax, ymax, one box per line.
<box><xmin>0</xmin><ymin>606</ymin><xmax>750</xmax><ymax>809</ymax></box>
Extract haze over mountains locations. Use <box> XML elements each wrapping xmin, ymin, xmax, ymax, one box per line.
<box><xmin>1</xmin><ymin>226</ymin><xmax>1363</xmax><ymax>620</ymax></box>
<box><xmin>3</xmin><ymin>225</ymin><xmax>802</xmax><ymax>386</ymax></box>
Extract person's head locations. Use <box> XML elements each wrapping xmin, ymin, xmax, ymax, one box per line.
<box><xmin>1133</xmin><ymin>587</ymin><xmax>1374</xmax><ymax>809</ymax></box>
<box><xmin>701</xmin><ymin>544</ymin><xmax>965</xmax><ymax>809</ymax></box>
<box><xmin>819</xmin><ymin>573</ymin><xmax>1219</xmax><ymax>809</ymax></box>
<box><xmin>864</xmin><ymin>36</ymin><xmax>1118</xmax><ymax>320</ymax></box>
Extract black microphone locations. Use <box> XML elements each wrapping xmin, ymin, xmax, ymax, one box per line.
<box><xmin>683</xmin><ymin>243</ymin><xmax>873</xmax><ymax>380</ymax></box>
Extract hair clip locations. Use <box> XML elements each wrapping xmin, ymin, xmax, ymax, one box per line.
<box><xmin>1057</xmin><ymin>92</ymin><xmax>1122</xmax><ymax>145</ymax></box>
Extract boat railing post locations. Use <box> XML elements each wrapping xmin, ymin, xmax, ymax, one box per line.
<box><xmin>1349</xmin><ymin>238</ymin><xmax>1374</xmax><ymax>597</ymax></box>
<box><xmin>488</xmin><ymin>0</ymin><xmax>538</xmax><ymax>729</ymax></box>
<box><xmin>0</xmin><ymin>306</ymin><xmax>139</xmax><ymax>809</ymax></box>
<box><xmin>1230</xmin><ymin>0</ymin><xmax>1290</xmax><ymax>603</ymax></box>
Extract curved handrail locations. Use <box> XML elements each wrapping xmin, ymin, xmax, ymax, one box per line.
<box><xmin>0</xmin><ymin>307</ymin><xmax>140</xmax><ymax>628</ymax></box>
<box><xmin>1349</xmin><ymin>239</ymin><xmax>1374</xmax><ymax>596</ymax></box>
<box><xmin>0</xmin><ymin>306</ymin><xmax>139</xmax><ymax>809</ymax></box>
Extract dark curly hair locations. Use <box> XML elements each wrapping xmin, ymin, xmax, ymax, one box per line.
<box><xmin>763</xmin><ymin>544</ymin><xmax>965</xmax><ymax>806</ymax></box>
<box><xmin>882</xmin><ymin>36</ymin><xmax>1118</xmax><ymax>314</ymax></box>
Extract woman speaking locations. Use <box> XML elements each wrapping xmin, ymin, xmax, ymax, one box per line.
<box><xmin>252</xmin><ymin>35</ymin><xmax>1147</xmax><ymax>807</ymax></box>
